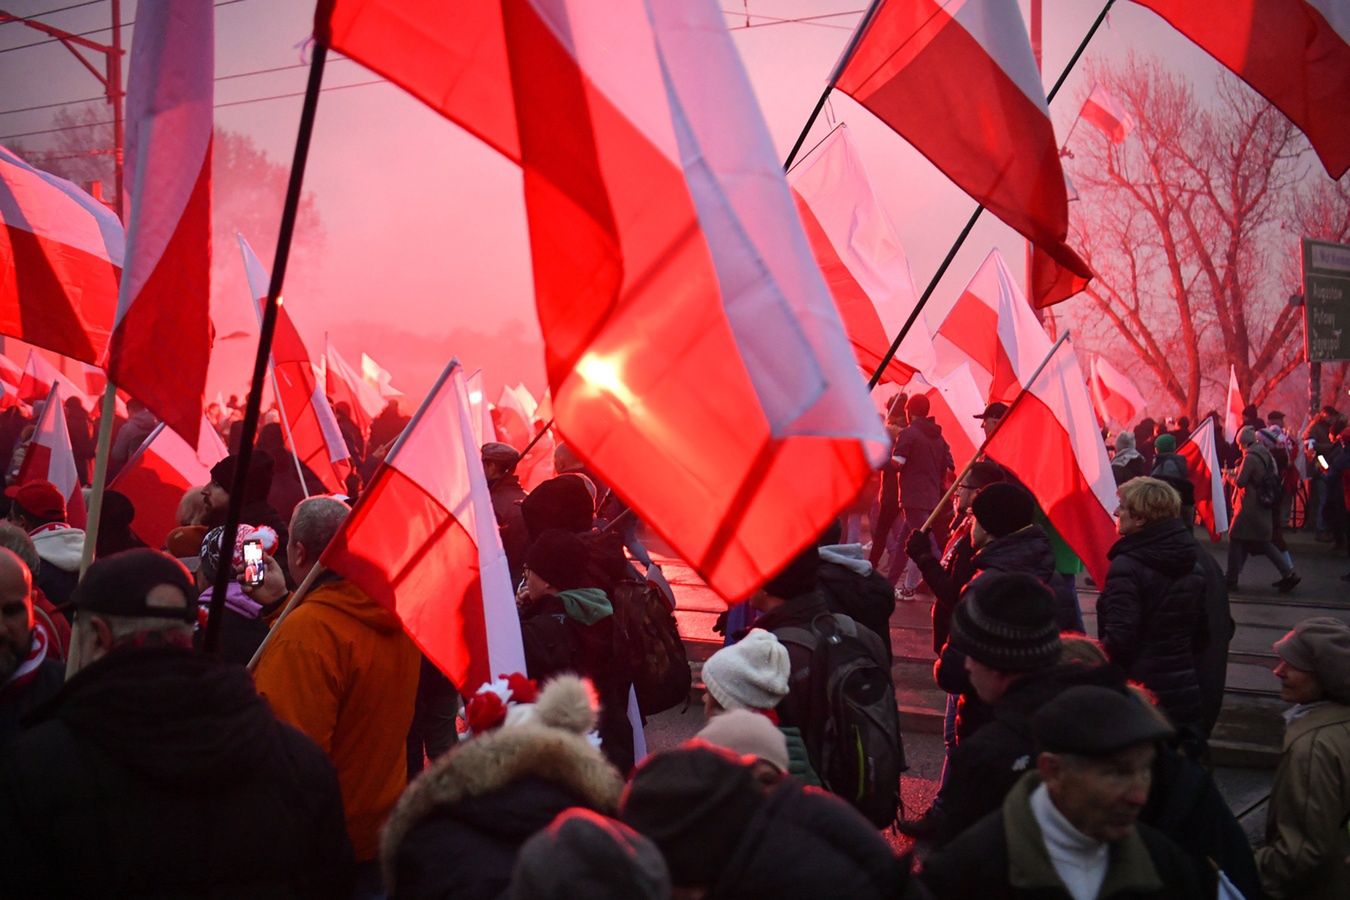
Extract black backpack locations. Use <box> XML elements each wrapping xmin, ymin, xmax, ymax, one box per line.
<box><xmin>776</xmin><ymin>613</ymin><xmax>907</xmax><ymax>827</ymax></box>
<box><xmin>610</xmin><ymin>580</ymin><xmax>691</xmax><ymax>716</ymax></box>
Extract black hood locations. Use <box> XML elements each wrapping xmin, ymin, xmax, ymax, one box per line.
<box><xmin>1108</xmin><ymin>517</ymin><xmax>1197</xmax><ymax>579</ymax></box>
<box><xmin>31</xmin><ymin>647</ymin><xmax>291</xmax><ymax>787</ymax></box>
<box><xmin>972</xmin><ymin>524</ymin><xmax>1056</xmax><ymax>584</ymax></box>
<box><xmin>912</xmin><ymin>416</ymin><xmax>944</xmax><ymax>440</ymax></box>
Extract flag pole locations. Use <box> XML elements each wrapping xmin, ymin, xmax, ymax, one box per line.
<box><xmin>203</xmin><ymin>43</ymin><xmax>328</xmax><ymax>654</ymax></box>
<box><xmin>79</xmin><ymin>381</ymin><xmax>118</xmax><ymax>576</ymax></box>
<box><xmin>501</xmin><ymin>417</ymin><xmax>554</xmax><ymax>480</ymax></box>
<box><xmin>920</xmin><ymin>330</ymin><xmax>1072</xmax><ymax>533</ymax></box>
<box><xmin>865</xmin><ymin>0</ymin><xmax>1117</xmax><ymax>390</ymax></box>
<box><xmin>269</xmin><ymin>367</ymin><xmax>314</xmax><ymax>498</ymax></box>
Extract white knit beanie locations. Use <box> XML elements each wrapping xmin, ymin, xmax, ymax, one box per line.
<box><xmin>702</xmin><ymin>628</ymin><xmax>790</xmax><ymax>711</ymax></box>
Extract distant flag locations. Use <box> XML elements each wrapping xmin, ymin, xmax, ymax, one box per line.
<box><xmin>361</xmin><ymin>352</ymin><xmax>402</xmax><ymax>399</ymax></box>
<box><xmin>1178</xmin><ymin>417</ymin><xmax>1230</xmax><ymax>542</ymax></box>
<box><xmin>109</xmin><ymin>418</ymin><xmax>226</xmax><ymax>549</ymax></box>
<box><xmin>16</xmin><ymin>384</ymin><xmax>86</xmax><ymax>529</ymax></box>
<box><xmin>105</xmin><ymin>0</ymin><xmax>213</xmax><ymax>447</ymax></box>
<box><xmin>18</xmin><ymin>350</ymin><xmax>91</xmax><ymax>410</ymax></box>
<box><xmin>1030</xmin><ymin>245</ymin><xmax>1092</xmax><ymax>309</ymax></box>
<box><xmin>238</xmin><ymin>235</ymin><xmax>351</xmax><ymax>494</ymax></box>
<box><xmin>1089</xmin><ymin>356</ymin><xmax>1147</xmax><ymax>427</ymax></box>
<box><xmin>317</xmin><ymin>0</ymin><xmax>888</xmax><ymax>600</ymax></box>
<box><xmin>321</xmin><ymin>361</ymin><xmax>526</xmax><ymax>691</ymax></box>
<box><xmin>494</xmin><ymin>385</ymin><xmax>531</xmax><ymax>452</ymax></box>
<box><xmin>1130</xmin><ymin>0</ymin><xmax>1350</xmax><ymax>178</ymax></box>
<box><xmin>465</xmin><ymin>370</ymin><xmax>492</xmax><ymax>448</ymax></box>
<box><xmin>0</xmin><ymin>146</ymin><xmax>121</xmax><ymax>365</ymax></box>
<box><xmin>1224</xmin><ymin>365</ymin><xmax>1244</xmax><ymax>443</ymax></box>
<box><xmin>1080</xmin><ymin>83</ymin><xmax>1135</xmax><ymax>143</ymax></box>
<box><xmin>833</xmin><ymin>0</ymin><xmax>1091</xmax><ymax>282</ymax></box>
<box><xmin>511</xmin><ymin>384</ymin><xmax>538</xmax><ymax>422</ymax></box>
<box><xmin>788</xmin><ymin>124</ymin><xmax>926</xmax><ymax>384</ymax></box>
<box><xmin>325</xmin><ymin>339</ymin><xmax>384</xmax><ymax>430</ymax></box>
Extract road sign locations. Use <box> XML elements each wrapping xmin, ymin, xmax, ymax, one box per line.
<box><xmin>1304</xmin><ymin>238</ymin><xmax>1350</xmax><ymax>363</ymax></box>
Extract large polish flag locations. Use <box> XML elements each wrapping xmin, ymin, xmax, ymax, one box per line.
<box><xmin>1224</xmin><ymin>365</ymin><xmax>1244</xmax><ymax>443</ymax></box>
<box><xmin>1131</xmin><ymin>0</ymin><xmax>1350</xmax><ymax>178</ymax></box>
<box><xmin>238</xmin><ymin>236</ymin><xmax>351</xmax><ymax>494</ymax></box>
<box><xmin>788</xmin><ymin>124</ymin><xmax>926</xmax><ymax>384</ymax></box>
<box><xmin>1089</xmin><ymin>355</ymin><xmax>1147</xmax><ymax>427</ymax></box>
<box><xmin>317</xmin><ymin>0</ymin><xmax>889</xmax><ymax>600</ymax></box>
<box><xmin>109</xmin><ymin>418</ymin><xmax>227</xmax><ymax>549</ymax></box>
<box><xmin>925</xmin><ymin>249</ymin><xmax>1032</xmax><ymax>404</ymax></box>
<box><xmin>17</xmin><ymin>384</ymin><xmax>87</xmax><ymax>529</ymax></box>
<box><xmin>1081</xmin><ymin>83</ymin><xmax>1135</xmax><ymax>143</ymax></box>
<box><xmin>322</xmin><ymin>360</ymin><xmax>526</xmax><ymax>691</ymax></box>
<box><xmin>1178</xmin><ymin>416</ymin><xmax>1230</xmax><ymax>542</ymax></box>
<box><xmin>984</xmin><ymin>335</ymin><xmax>1117</xmax><ymax>585</ymax></box>
<box><xmin>325</xmin><ymin>339</ymin><xmax>385</xmax><ymax>432</ymax></box>
<box><xmin>0</xmin><ymin>146</ymin><xmax>121</xmax><ymax>365</ymax></box>
<box><xmin>834</xmin><ymin>0</ymin><xmax>1090</xmax><ymax>280</ymax></box>
<box><xmin>106</xmin><ymin>1</ymin><xmax>213</xmax><ymax>447</ymax></box>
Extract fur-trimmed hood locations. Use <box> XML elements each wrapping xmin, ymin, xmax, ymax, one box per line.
<box><xmin>380</xmin><ymin>676</ymin><xmax>622</xmax><ymax>890</ymax></box>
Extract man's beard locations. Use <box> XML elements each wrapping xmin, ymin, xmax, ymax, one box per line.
<box><xmin>201</xmin><ymin>504</ymin><xmax>229</xmax><ymax>528</ymax></box>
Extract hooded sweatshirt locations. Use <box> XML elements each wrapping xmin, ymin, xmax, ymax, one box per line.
<box><xmin>893</xmin><ymin>416</ymin><xmax>954</xmax><ymax>510</ymax></box>
<box><xmin>30</xmin><ymin>524</ymin><xmax>85</xmax><ymax>606</ymax></box>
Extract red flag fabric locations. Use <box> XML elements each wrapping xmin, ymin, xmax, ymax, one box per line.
<box><xmin>1131</xmin><ymin>0</ymin><xmax>1350</xmax><ymax>178</ymax></box>
<box><xmin>106</xmin><ymin>1</ymin><xmax>213</xmax><ymax>447</ymax></box>
<box><xmin>1224</xmin><ymin>365</ymin><xmax>1244</xmax><ymax>443</ymax></box>
<box><xmin>238</xmin><ymin>235</ymin><xmax>351</xmax><ymax>494</ymax></box>
<box><xmin>17</xmin><ymin>384</ymin><xmax>86</xmax><ymax>529</ymax></box>
<box><xmin>1080</xmin><ymin>83</ymin><xmax>1136</xmax><ymax>143</ymax></box>
<box><xmin>788</xmin><ymin>125</ymin><xmax>921</xmax><ymax>385</ymax></box>
<box><xmin>109</xmin><ymin>418</ymin><xmax>226</xmax><ymax>549</ymax></box>
<box><xmin>321</xmin><ymin>361</ymin><xmax>526</xmax><ymax>692</ymax></box>
<box><xmin>1089</xmin><ymin>356</ymin><xmax>1147</xmax><ymax>427</ymax></box>
<box><xmin>18</xmin><ymin>350</ymin><xmax>92</xmax><ymax>410</ymax></box>
<box><xmin>984</xmin><ymin>338</ymin><xmax>1118</xmax><ymax>586</ymax></box>
<box><xmin>318</xmin><ymin>0</ymin><xmax>888</xmax><ymax>601</ymax></box>
<box><xmin>927</xmin><ymin>249</ymin><xmax>1031</xmax><ymax>404</ymax></box>
<box><xmin>1178</xmin><ymin>417</ymin><xmax>1231</xmax><ymax>542</ymax></box>
<box><xmin>834</xmin><ymin>0</ymin><xmax>1090</xmax><ymax>280</ymax></box>
<box><xmin>1030</xmin><ymin>245</ymin><xmax>1092</xmax><ymax>310</ymax></box>
<box><xmin>0</xmin><ymin>146</ymin><xmax>121</xmax><ymax>365</ymax></box>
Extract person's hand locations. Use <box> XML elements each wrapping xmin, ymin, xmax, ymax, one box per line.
<box><xmin>239</xmin><ymin>554</ymin><xmax>287</xmax><ymax>605</ymax></box>
<box><xmin>905</xmin><ymin>528</ymin><xmax>933</xmax><ymax>563</ymax></box>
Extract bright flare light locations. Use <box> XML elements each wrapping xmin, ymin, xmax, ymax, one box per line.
<box><xmin>575</xmin><ymin>352</ymin><xmax>636</xmax><ymax>409</ymax></box>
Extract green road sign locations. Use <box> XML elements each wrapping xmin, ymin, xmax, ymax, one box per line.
<box><xmin>1304</xmin><ymin>238</ymin><xmax>1350</xmax><ymax>363</ymax></box>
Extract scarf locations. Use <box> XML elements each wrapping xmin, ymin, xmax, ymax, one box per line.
<box><xmin>1</xmin><ymin>627</ymin><xmax>48</xmax><ymax>695</ymax></box>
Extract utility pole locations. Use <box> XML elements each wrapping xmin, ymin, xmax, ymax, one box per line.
<box><xmin>0</xmin><ymin>3</ymin><xmax>125</xmax><ymax>216</ymax></box>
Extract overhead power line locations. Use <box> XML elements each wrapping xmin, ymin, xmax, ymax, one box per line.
<box><xmin>0</xmin><ymin>0</ymin><xmax>247</xmax><ymax>54</ymax></box>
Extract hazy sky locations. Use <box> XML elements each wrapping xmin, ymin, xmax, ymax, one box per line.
<box><xmin>1</xmin><ymin>1</ymin><xmax>1239</xmax><ymax>403</ymax></box>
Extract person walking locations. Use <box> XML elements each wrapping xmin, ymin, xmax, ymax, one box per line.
<box><xmin>1226</xmin><ymin>426</ymin><xmax>1300</xmax><ymax>592</ymax></box>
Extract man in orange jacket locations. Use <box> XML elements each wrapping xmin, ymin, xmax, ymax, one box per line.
<box><xmin>251</xmin><ymin>496</ymin><xmax>420</xmax><ymax>892</ymax></box>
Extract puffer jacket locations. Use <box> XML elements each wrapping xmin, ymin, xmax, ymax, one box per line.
<box><xmin>970</xmin><ymin>525</ymin><xmax>1057</xmax><ymax>588</ymax></box>
<box><xmin>1097</xmin><ymin>518</ymin><xmax>1208</xmax><ymax>733</ymax></box>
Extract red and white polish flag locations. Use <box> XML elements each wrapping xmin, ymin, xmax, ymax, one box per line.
<box><xmin>325</xmin><ymin>339</ymin><xmax>384</xmax><ymax>433</ymax></box>
<box><xmin>1178</xmin><ymin>416</ymin><xmax>1230</xmax><ymax>542</ymax></box>
<box><xmin>109</xmin><ymin>417</ymin><xmax>227</xmax><ymax>549</ymax></box>
<box><xmin>318</xmin><ymin>0</ymin><xmax>889</xmax><ymax>601</ymax></box>
<box><xmin>1224</xmin><ymin>365</ymin><xmax>1244</xmax><ymax>444</ymax></box>
<box><xmin>17</xmin><ymin>384</ymin><xmax>87</xmax><ymax>529</ymax></box>
<box><xmin>0</xmin><ymin>146</ymin><xmax>121</xmax><ymax>366</ymax></box>
<box><xmin>321</xmin><ymin>360</ymin><xmax>526</xmax><ymax>692</ymax></box>
<box><xmin>238</xmin><ymin>235</ymin><xmax>351</xmax><ymax>494</ymax></box>
<box><xmin>834</xmin><ymin>0</ymin><xmax>1090</xmax><ymax>280</ymax></box>
<box><xmin>788</xmin><ymin>124</ymin><xmax>925</xmax><ymax>385</ymax></box>
<box><xmin>1089</xmin><ymin>355</ymin><xmax>1147</xmax><ymax>427</ymax></box>
<box><xmin>107</xmin><ymin>1</ymin><xmax>213</xmax><ymax>447</ymax></box>
<box><xmin>1081</xmin><ymin>83</ymin><xmax>1135</xmax><ymax>144</ymax></box>
<box><xmin>18</xmin><ymin>350</ymin><xmax>92</xmax><ymax>410</ymax></box>
<box><xmin>984</xmin><ymin>336</ymin><xmax>1118</xmax><ymax>586</ymax></box>
<box><xmin>1131</xmin><ymin>0</ymin><xmax>1350</xmax><ymax>178</ymax></box>
<box><xmin>361</xmin><ymin>353</ymin><xmax>402</xmax><ymax>400</ymax></box>
<box><xmin>924</xmin><ymin>249</ymin><xmax>1030</xmax><ymax>404</ymax></box>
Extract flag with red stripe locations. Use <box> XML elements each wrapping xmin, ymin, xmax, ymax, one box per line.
<box><xmin>318</xmin><ymin>0</ymin><xmax>889</xmax><ymax>601</ymax></box>
<box><xmin>834</xmin><ymin>0</ymin><xmax>1089</xmax><ymax>280</ymax></box>
<box><xmin>0</xmin><ymin>146</ymin><xmax>121</xmax><ymax>365</ymax></box>
<box><xmin>1178</xmin><ymin>417</ymin><xmax>1230</xmax><ymax>542</ymax></box>
<box><xmin>321</xmin><ymin>360</ymin><xmax>525</xmax><ymax>691</ymax></box>
<box><xmin>926</xmin><ymin>249</ymin><xmax>1031</xmax><ymax>403</ymax></box>
<box><xmin>1081</xmin><ymin>83</ymin><xmax>1135</xmax><ymax>143</ymax></box>
<box><xmin>17</xmin><ymin>384</ymin><xmax>86</xmax><ymax>529</ymax></box>
<box><xmin>325</xmin><ymin>339</ymin><xmax>384</xmax><ymax>434</ymax></box>
<box><xmin>109</xmin><ymin>418</ymin><xmax>227</xmax><ymax>549</ymax></box>
<box><xmin>106</xmin><ymin>1</ymin><xmax>213</xmax><ymax>447</ymax></box>
<box><xmin>1225</xmin><ymin>365</ymin><xmax>1244</xmax><ymax>444</ymax></box>
<box><xmin>1132</xmin><ymin>0</ymin><xmax>1350</xmax><ymax>178</ymax></box>
<box><xmin>1089</xmin><ymin>356</ymin><xmax>1147</xmax><ymax>427</ymax></box>
<box><xmin>18</xmin><ymin>350</ymin><xmax>92</xmax><ymax>410</ymax></box>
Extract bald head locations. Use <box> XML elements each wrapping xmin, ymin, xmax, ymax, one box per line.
<box><xmin>0</xmin><ymin>547</ymin><xmax>33</xmax><ymax>682</ymax></box>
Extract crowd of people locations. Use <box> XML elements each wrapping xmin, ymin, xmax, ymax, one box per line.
<box><xmin>0</xmin><ymin>382</ymin><xmax>1346</xmax><ymax>899</ymax></box>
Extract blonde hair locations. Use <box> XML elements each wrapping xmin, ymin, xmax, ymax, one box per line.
<box><xmin>1117</xmin><ymin>477</ymin><xmax>1181</xmax><ymax>524</ymax></box>
<box><xmin>1059</xmin><ymin>633</ymin><xmax>1108</xmax><ymax>666</ymax></box>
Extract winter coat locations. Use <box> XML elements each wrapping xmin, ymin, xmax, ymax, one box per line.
<box><xmin>922</xmin><ymin>772</ymin><xmax>1209</xmax><ymax>899</ymax></box>
<box><xmin>489</xmin><ymin>473</ymin><xmax>529</xmax><ymax>584</ymax></box>
<box><xmin>1256</xmin><ymin>702</ymin><xmax>1350</xmax><ymax>900</ymax></box>
<box><xmin>1112</xmin><ymin>455</ymin><xmax>1147</xmax><ymax>486</ymax></box>
<box><xmin>1097</xmin><ymin>518</ymin><xmax>1209</xmax><ymax>733</ymax></box>
<box><xmin>381</xmin><ymin>711</ymin><xmax>623</xmax><ymax>900</ymax></box>
<box><xmin>0</xmin><ymin>647</ymin><xmax>352</xmax><ymax>898</ymax></box>
<box><xmin>1194</xmin><ymin>550</ymin><xmax>1234</xmax><ymax>739</ymax></box>
<box><xmin>705</xmin><ymin>782</ymin><xmax>915</xmax><ymax>900</ymax></box>
<box><xmin>194</xmin><ymin>583</ymin><xmax>268</xmax><ymax>666</ymax></box>
<box><xmin>932</xmin><ymin>663</ymin><xmax>1129</xmax><ymax>847</ymax></box>
<box><xmin>29</xmin><ymin>524</ymin><xmax>84</xmax><ymax>607</ymax></box>
<box><xmin>1231</xmin><ymin>442</ymin><xmax>1276</xmax><ymax>542</ymax></box>
<box><xmin>914</xmin><ymin>515</ymin><xmax>978</xmax><ymax>654</ymax></box>
<box><xmin>253</xmin><ymin>575</ymin><xmax>420</xmax><ymax>862</ymax></box>
<box><xmin>816</xmin><ymin>544</ymin><xmax>896</xmax><ymax>662</ymax></box>
<box><xmin>970</xmin><ymin>525</ymin><xmax>1058</xmax><ymax>589</ymax></box>
<box><xmin>0</xmin><ymin>657</ymin><xmax>63</xmax><ymax>748</ymax></box>
<box><xmin>752</xmin><ymin>590</ymin><xmax>835</xmax><ymax>732</ymax></box>
<box><xmin>893</xmin><ymin>416</ymin><xmax>954</xmax><ymax>511</ymax></box>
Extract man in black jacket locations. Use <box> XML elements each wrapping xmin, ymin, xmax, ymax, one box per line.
<box><xmin>0</xmin><ymin>550</ymin><xmax>353</xmax><ymax>898</ymax></box>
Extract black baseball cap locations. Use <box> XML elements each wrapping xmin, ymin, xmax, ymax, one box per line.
<box><xmin>71</xmin><ymin>549</ymin><xmax>198</xmax><ymax>624</ymax></box>
<box><xmin>974</xmin><ymin>402</ymin><xmax>1009</xmax><ymax>420</ymax></box>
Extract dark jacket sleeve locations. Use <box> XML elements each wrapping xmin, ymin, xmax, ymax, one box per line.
<box><xmin>1096</xmin><ymin>559</ymin><xmax>1143</xmax><ymax>670</ymax></box>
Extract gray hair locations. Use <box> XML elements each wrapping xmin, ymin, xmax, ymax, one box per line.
<box><xmin>290</xmin><ymin>496</ymin><xmax>351</xmax><ymax>556</ymax></box>
<box><xmin>1114</xmin><ymin>430</ymin><xmax>1136</xmax><ymax>452</ymax></box>
<box><xmin>102</xmin><ymin>613</ymin><xmax>194</xmax><ymax>644</ymax></box>
<box><xmin>0</xmin><ymin>522</ymin><xmax>40</xmax><ymax>576</ymax></box>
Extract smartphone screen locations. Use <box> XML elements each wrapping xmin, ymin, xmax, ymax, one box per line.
<box><xmin>243</xmin><ymin>538</ymin><xmax>265</xmax><ymax>586</ymax></box>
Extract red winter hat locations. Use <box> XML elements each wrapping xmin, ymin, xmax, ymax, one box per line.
<box><xmin>5</xmin><ymin>481</ymin><xmax>66</xmax><ymax>521</ymax></box>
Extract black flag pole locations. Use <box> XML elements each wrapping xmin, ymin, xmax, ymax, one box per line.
<box><xmin>203</xmin><ymin>43</ymin><xmax>329</xmax><ymax>654</ymax></box>
<box><xmin>864</xmin><ymin>0</ymin><xmax>1117</xmax><ymax>390</ymax></box>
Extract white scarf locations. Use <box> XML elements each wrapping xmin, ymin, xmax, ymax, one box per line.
<box><xmin>1030</xmin><ymin>783</ymin><xmax>1109</xmax><ymax>900</ymax></box>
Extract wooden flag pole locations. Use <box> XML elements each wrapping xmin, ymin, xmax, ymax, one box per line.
<box><xmin>203</xmin><ymin>43</ymin><xmax>328</xmax><ymax>654</ymax></box>
<box><xmin>864</xmin><ymin>0</ymin><xmax>1117</xmax><ymax>390</ymax></box>
<box><xmin>79</xmin><ymin>381</ymin><xmax>119</xmax><ymax>577</ymax></box>
<box><xmin>920</xmin><ymin>330</ymin><xmax>1072</xmax><ymax>533</ymax></box>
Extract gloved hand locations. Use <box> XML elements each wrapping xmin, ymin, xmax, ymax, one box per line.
<box><xmin>905</xmin><ymin>528</ymin><xmax>933</xmax><ymax>564</ymax></box>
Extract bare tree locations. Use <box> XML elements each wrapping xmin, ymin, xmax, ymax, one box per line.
<box><xmin>1063</xmin><ymin>56</ymin><xmax>1346</xmax><ymax>419</ymax></box>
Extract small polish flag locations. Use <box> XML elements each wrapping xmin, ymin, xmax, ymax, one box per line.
<box><xmin>1224</xmin><ymin>366</ymin><xmax>1244</xmax><ymax>444</ymax></box>
<box><xmin>1081</xmin><ymin>83</ymin><xmax>1135</xmax><ymax>143</ymax></box>
<box><xmin>1178</xmin><ymin>417</ymin><xmax>1230</xmax><ymax>542</ymax></box>
<box><xmin>109</xmin><ymin>417</ymin><xmax>227</xmax><ymax>549</ymax></box>
<box><xmin>16</xmin><ymin>384</ymin><xmax>86</xmax><ymax>529</ymax></box>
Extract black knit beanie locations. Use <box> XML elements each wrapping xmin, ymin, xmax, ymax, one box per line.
<box><xmin>950</xmin><ymin>572</ymin><xmax>1060</xmax><ymax>672</ymax></box>
<box><xmin>762</xmin><ymin>544</ymin><xmax>819</xmax><ymax>599</ymax></box>
<box><xmin>521</xmin><ymin>475</ymin><xmax>595</xmax><ymax>538</ymax></box>
<box><xmin>526</xmin><ymin>529</ymin><xmax>590</xmax><ymax>591</ymax></box>
<box><xmin>970</xmin><ymin>482</ymin><xmax>1037</xmax><ymax>538</ymax></box>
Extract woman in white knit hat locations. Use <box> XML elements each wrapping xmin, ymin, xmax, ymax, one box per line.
<box><xmin>700</xmin><ymin>629</ymin><xmax>819</xmax><ymax>785</ymax></box>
